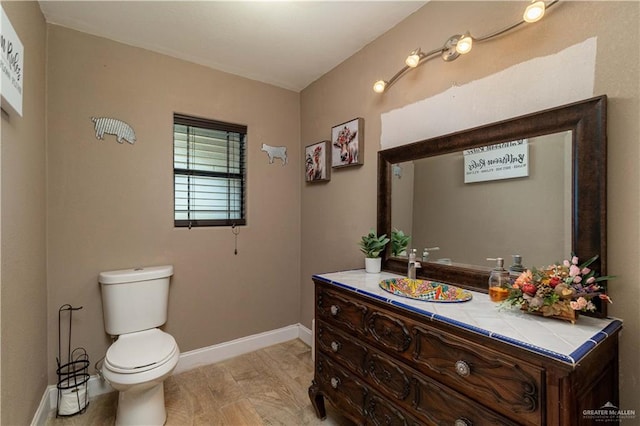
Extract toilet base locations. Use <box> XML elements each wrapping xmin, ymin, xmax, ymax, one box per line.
<box><xmin>115</xmin><ymin>382</ymin><xmax>166</xmax><ymax>426</ymax></box>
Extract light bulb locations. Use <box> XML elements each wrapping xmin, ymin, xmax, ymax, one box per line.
<box><xmin>456</xmin><ymin>34</ymin><xmax>473</xmax><ymax>55</ymax></box>
<box><xmin>405</xmin><ymin>49</ymin><xmax>422</xmax><ymax>68</ymax></box>
<box><xmin>523</xmin><ymin>1</ymin><xmax>546</xmax><ymax>23</ymax></box>
<box><xmin>373</xmin><ymin>80</ymin><xmax>387</xmax><ymax>93</ymax></box>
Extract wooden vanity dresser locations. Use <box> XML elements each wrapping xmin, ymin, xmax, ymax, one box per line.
<box><xmin>308</xmin><ymin>270</ymin><xmax>622</xmax><ymax>426</ymax></box>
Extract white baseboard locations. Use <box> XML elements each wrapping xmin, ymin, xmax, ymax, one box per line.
<box><xmin>174</xmin><ymin>323</ymin><xmax>311</xmax><ymax>374</ymax></box>
<box><xmin>299</xmin><ymin>321</ymin><xmax>313</xmax><ymax>347</ymax></box>
<box><xmin>32</xmin><ymin>323</ymin><xmax>312</xmax><ymax>426</ymax></box>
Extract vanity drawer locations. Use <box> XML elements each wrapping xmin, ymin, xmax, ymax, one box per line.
<box><xmin>366</xmin><ymin>308</ymin><xmax>413</xmax><ymax>353</ymax></box>
<box><xmin>363</xmin><ymin>337</ymin><xmax>519</xmax><ymax>426</ymax></box>
<box><xmin>316</xmin><ymin>353</ymin><xmax>420</xmax><ymax>426</ymax></box>
<box><xmin>316</xmin><ymin>320</ymin><xmax>369</xmax><ymax>375</ymax></box>
<box><xmin>315</xmin><ymin>353</ymin><xmax>368</xmax><ymax>422</ymax></box>
<box><xmin>366</xmin><ymin>393</ymin><xmax>421</xmax><ymax>426</ymax></box>
<box><xmin>411</xmin><ymin>324</ymin><xmax>543</xmax><ymax>425</ymax></box>
<box><xmin>411</xmin><ymin>373</ymin><xmax>520</xmax><ymax>426</ymax></box>
<box><xmin>316</xmin><ymin>286</ymin><xmax>368</xmax><ymax>335</ymax></box>
<box><xmin>317</xmin><ymin>320</ymin><xmax>412</xmax><ymax>405</ymax></box>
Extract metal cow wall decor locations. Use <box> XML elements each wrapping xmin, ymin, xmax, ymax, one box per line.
<box><xmin>261</xmin><ymin>143</ymin><xmax>288</xmax><ymax>165</ymax></box>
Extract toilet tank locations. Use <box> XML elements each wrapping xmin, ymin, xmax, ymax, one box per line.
<box><xmin>99</xmin><ymin>265</ymin><xmax>174</xmax><ymax>335</ymax></box>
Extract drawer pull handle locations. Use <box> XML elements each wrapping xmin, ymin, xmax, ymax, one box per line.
<box><xmin>330</xmin><ymin>305</ymin><xmax>340</xmax><ymax>316</ymax></box>
<box><xmin>455</xmin><ymin>360</ymin><xmax>470</xmax><ymax>377</ymax></box>
<box><xmin>331</xmin><ymin>341</ymin><xmax>341</xmax><ymax>352</ymax></box>
<box><xmin>454</xmin><ymin>418</ymin><xmax>471</xmax><ymax>426</ymax></box>
<box><xmin>330</xmin><ymin>377</ymin><xmax>340</xmax><ymax>389</ymax></box>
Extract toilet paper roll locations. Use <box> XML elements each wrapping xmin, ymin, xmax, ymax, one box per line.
<box><xmin>58</xmin><ymin>386</ymin><xmax>88</xmax><ymax>416</ymax></box>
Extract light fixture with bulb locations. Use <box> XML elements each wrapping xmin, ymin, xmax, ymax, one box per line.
<box><xmin>455</xmin><ymin>33</ymin><xmax>473</xmax><ymax>55</ymax></box>
<box><xmin>373</xmin><ymin>0</ymin><xmax>558</xmax><ymax>93</ymax></box>
<box><xmin>405</xmin><ymin>48</ymin><xmax>423</xmax><ymax>68</ymax></box>
<box><xmin>373</xmin><ymin>79</ymin><xmax>387</xmax><ymax>93</ymax></box>
<box><xmin>524</xmin><ymin>1</ymin><xmax>546</xmax><ymax>23</ymax></box>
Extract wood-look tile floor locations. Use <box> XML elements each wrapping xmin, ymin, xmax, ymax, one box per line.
<box><xmin>47</xmin><ymin>339</ymin><xmax>353</xmax><ymax>426</ymax></box>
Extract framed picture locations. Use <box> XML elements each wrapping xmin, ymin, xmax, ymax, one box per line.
<box><xmin>305</xmin><ymin>140</ymin><xmax>331</xmax><ymax>183</ymax></box>
<box><xmin>331</xmin><ymin>117</ymin><xmax>364</xmax><ymax>168</ymax></box>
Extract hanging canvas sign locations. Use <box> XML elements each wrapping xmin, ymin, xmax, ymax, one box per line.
<box><xmin>464</xmin><ymin>139</ymin><xmax>528</xmax><ymax>183</ymax></box>
<box><xmin>305</xmin><ymin>140</ymin><xmax>330</xmax><ymax>182</ymax></box>
<box><xmin>1</xmin><ymin>5</ymin><xmax>24</xmax><ymax>116</ymax></box>
<box><xmin>331</xmin><ymin>117</ymin><xmax>364</xmax><ymax>168</ymax></box>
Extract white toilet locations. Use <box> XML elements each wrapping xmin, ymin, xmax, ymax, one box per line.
<box><xmin>98</xmin><ymin>265</ymin><xmax>179</xmax><ymax>426</ymax></box>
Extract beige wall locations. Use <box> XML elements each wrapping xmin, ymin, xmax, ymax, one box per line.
<box><xmin>0</xmin><ymin>1</ymin><xmax>48</xmax><ymax>424</ymax></box>
<box><xmin>300</xmin><ymin>0</ymin><xmax>639</xmax><ymax>411</ymax></box>
<box><xmin>45</xmin><ymin>26</ymin><xmax>301</xmax><ymax>384</ymax></box>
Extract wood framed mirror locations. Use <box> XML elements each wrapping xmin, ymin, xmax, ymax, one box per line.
<box><xmin>378</xmin><ymin>95</ymin><xmax>608</xmax><ymax>316</ymax></box>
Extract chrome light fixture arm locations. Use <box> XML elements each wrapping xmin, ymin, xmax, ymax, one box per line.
<box><xmin>373</xmin><ymin>44</ymin><xmax>451</xmax><ymax>93</ymax></box>
<box><xmin>373</xmin><ymin>0</ymin><xmax>559</xmax><ymax>93</ymax></box>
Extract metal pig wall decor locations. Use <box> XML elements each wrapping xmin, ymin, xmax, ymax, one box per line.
<box><xmin>260</xmin><ymin>143</ymin><xmax>288</xmax><ymax>166</ymax></box>
<box><xmin>91</xmin><ymin>117</ymin><xmax>137</xmax><ymax>144</ymax></box>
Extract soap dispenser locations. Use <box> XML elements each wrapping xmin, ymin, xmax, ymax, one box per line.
<box><xmin>487</xmin><ymin>257</ymin><xmax>510</xmax><ymax>302</ymax></box>
<box><xmin>509</xmin><ymin>254</ymin><xmax>525</xmax><ymax>278</ymax></box>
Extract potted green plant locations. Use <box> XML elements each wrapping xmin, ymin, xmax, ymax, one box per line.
<box><xmin>391</xmin><ymin>229</ymin><xmax>411</xmax><ymax>257</ymax></box>
<box><xmin>359</xmin><ymin>229</ymin><xmax>390</xmax><ymax>273</ymax></box>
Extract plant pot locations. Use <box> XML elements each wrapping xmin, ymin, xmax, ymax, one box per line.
<box><xmin>365</xmin><ymin>257</ymin><xmax>382</xmax><ymax>274</ymax></box>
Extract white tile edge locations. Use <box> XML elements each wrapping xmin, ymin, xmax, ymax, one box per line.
<box><xmin>32</xmin><ymin>323</ymin><xmax>313</xmax><ymax>426</ymax></box>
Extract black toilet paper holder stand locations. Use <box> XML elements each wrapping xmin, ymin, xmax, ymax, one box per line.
<box><xmin>56</xmin><ymin>304</ymin><xmax>89</xmax><ymax>417</ymax></box>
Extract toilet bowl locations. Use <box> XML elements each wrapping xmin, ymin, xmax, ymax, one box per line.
<box><xmin>98</xmin><ymin>265</ymin><xmax>178</xmax><ymax>426</ymax></box>
<box><xmin>102</xmin><ymin>329</ymin><xmax>179</xmax><ymax>425</ymax></box>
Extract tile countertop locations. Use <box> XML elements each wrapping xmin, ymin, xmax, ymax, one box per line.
<box><xmin>313</xmin><ymin>269</ymin><xmax>623</xmax><ymax>367</ymax></box>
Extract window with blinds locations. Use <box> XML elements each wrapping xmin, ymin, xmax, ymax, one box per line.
<box><xmin>173</xmin><ymin>113</ymin><xmax>247</xmax><ymax>228</ymax></box>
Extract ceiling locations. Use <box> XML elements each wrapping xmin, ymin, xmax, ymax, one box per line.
<box><xmin>38</xmin><ymin>1</ymin><xmax>427</xmax><ymax>92</ymax></box>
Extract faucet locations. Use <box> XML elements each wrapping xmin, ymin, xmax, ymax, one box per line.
<box><xmin>408</xmin><ymin>249</ymin><xmax>421</xmax><ymax>279</ymax></box>
<box><xmin>422</xmin><ymin>246</ymin><xmax>440</xmax><ymax>262</ymax></box>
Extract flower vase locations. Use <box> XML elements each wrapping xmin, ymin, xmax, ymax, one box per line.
<box><xmin>365</xmin><ymin>257</ymin><xmax>382</xmax><ymax>274</ymax></box>
<box><xmin>520</xmin><ymin>301</ymin><xmax>578</xmax><ymax>324</ymax></box>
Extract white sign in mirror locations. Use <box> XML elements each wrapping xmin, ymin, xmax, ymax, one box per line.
<box><xmin>464</xmin><ymin>140</ymin><xmax>529</xmax><ymax>183</ymax></box>
<box><xmin>1</xmin><ymin>5</ymin><xmax>24</xmax><ymax>117</ymax></box>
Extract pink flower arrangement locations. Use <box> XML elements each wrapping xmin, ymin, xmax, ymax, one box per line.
<box><xmin>505</xmin><ymin>254</ymin><xmax>613</xmax><ymax>317</ymax></box>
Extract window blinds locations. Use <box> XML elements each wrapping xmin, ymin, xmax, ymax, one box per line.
<box><xmin>173</xmin><ymin>114</ymin><xmax>247</xmax><ymax>227</ymax></box>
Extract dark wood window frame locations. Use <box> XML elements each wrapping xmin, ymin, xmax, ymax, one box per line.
<box><xmin>173</xmin><ymin>113</ymin><xmax>247</xmax><ymax>228</ymax></box>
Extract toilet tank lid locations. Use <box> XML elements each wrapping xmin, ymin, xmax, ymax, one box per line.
<box><xmin>99</xmin><ymin>265</ymin><xmax>174</xmax><ymax>285</ymax></box>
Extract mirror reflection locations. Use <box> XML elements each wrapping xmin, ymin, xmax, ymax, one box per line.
<box><xmin>391</xmin><ymin>131</ymin><xmax>572</xmax><ymax>270</ymax></box>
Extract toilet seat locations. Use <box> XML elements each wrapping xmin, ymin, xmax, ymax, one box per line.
<box><xmin>105</xmin><ymin>329</ymin><xmax>178</xmax><ymax>374</ymax></box>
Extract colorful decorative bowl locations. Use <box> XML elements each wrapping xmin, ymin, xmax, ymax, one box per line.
<box><xmin>379</xmin><ymin>278</ymin><xmax>472</xmax><ymax>302</ymax></box>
